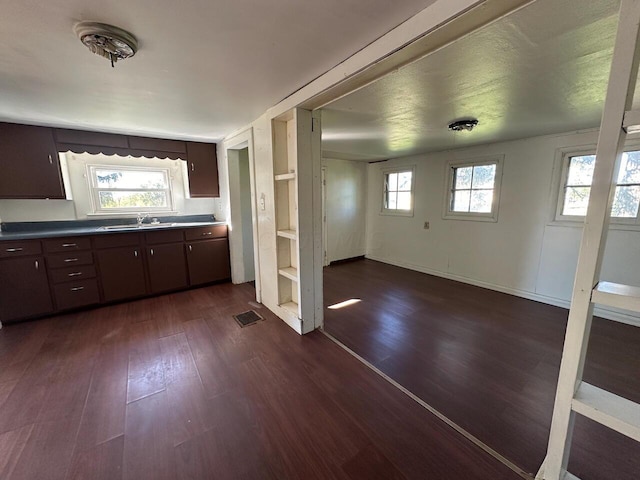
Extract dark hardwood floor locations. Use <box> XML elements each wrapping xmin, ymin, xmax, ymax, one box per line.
<box><xmin>0</xmin><ymin>282</ymin><xmax>522</xmax><ymax>480</ymax></box>
<box><xmin>323</xmin><ymin>259</ymin><xmax>640</xmax><ymax>480</ymax></box>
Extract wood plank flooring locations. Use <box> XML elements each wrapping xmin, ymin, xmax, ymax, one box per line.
<box><xmin>0</xmin><ymin>282</ymin><xmax>521</xmax><ymax>480</ymax></box>
<box><xmin>324</xmin><ymin>259</ymin><xmax>640</xmax><ymax>480</ymax></box>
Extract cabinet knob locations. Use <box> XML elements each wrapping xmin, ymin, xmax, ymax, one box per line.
<box><xmin>48</xmin><ymin>154</ymin><xmax>53</xmax><ymax>165</ymax></box>
<box><xmin>35</xmin><ymin>260</ymin><xmax>39</xmax><ymax>270</ymax></box>
<box><xmin>191</xmin><ymin>163</ymin><xmax>195</xmax><ymax>172</ymax></box>
<box><xmin>134</xmin><ymin>250</ymin><xmax>138</xmax><ymax>257</ymax></box>
<box><xmin>188</xmin><ymin>245</ymin><xmax>192</xmax><ymax>252</ymax></box>
<box><xmin>150</xmin><ymin>248</ymin><xmax>154</xmax><ymax>256</ymax></box>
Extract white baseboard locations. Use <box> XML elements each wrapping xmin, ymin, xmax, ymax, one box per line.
<box><xmin>365</xmin><ymin>254</ymin><xmax>640</xmax><ymax>328</ymax></box>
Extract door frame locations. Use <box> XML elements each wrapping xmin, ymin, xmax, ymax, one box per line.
<box><xmin>222</xmin><ymin>128</ymin><xmax>262</xmax><ymax>303</ymax></box>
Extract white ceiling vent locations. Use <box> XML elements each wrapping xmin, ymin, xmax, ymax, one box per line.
<box><xmin>75</xmin><ymin>22</ymin><xmax>138</xmax><ymax>67</ymax></box>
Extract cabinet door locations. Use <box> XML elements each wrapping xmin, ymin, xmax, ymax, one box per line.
<box><xmin>147</xmin><ymin>243</ymin><xmax>188</xmax><ymax>294</ymax></box>
<box><xmin>186</xmin><ymin>142</ymin><xmax>219</xmax><ymax>197</ymax></box>
<box><xmin>186</xmin><ymin>239</ymin><xmax>230</xmax><ymax>285</ymax></box>
<box><xmin>97</xmin><ymin>247</ymin><xmax>147</xmax><ymax>302</ymax></box>
<box><xmin>0</xmin><ymin>123</ymin><xmax>65</xmax><ymax>199</ymax></box>
<box><xmin>0</xmin><ymin>257</ymin><xmax>53</xmax><ymax>322</ymax></box>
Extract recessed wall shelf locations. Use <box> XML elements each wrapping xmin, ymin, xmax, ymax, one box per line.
<box><xmin>275</xmin><ymin>172</ymin><xmax>296</xmax><ymax>181</ymax></box>
<box><xmin>278</xmin><ymin>267</ymin><xmax>298</xmax><ymax>282</ymax></box>
<box><xmin>277</xmin><ymin>229</ymin><xmax>297</xmax><ymax>240</ymax></box>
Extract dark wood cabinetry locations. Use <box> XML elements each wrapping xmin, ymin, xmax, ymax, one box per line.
<box><xmin>97</xmin><ymin>245</ymin><xmax>147</xmax><ymax>302</ymax></box>
<box><xmin>147</xmin><ymin>243</ymin><xmax>189</xmax><ymax>293</ymax></box>
<box><xmin>0</xmin><ymin>123</ymin><xmax>65</xmax><ymax>199</ymax></box>
<box><xmin>0</xmin><ymin>224</ymin><xmax>230</xmax><ymax>322</ymax></box>
<box><xmin>0</xmin><ymin>256</ymin><xmax>52</xmax><ymax>322</ymax></box>
<box><xmin>186</xmin><ymin>142</ymin><xmax>219</xmax><ymax>197</ymax></box>
<box><xmin>186</xmin><ymin>238</ymin><xmax>230</xmax><ymax>285</ymax></box>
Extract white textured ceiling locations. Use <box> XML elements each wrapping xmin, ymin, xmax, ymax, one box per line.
<box><xmin>322</xmin><ymin>0</ymin><xmax>631</xmax><ymax>161</ymax></box>
<box><xmin>0</xmin><ymin>0</ymin><xmax>435</xmax><ymax>141</ymax></box>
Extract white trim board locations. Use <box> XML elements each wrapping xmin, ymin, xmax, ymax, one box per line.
<box><xmin>365</xmin><ymin>254</ymin><xmax>640</xmax><ymax>328</ymax></box>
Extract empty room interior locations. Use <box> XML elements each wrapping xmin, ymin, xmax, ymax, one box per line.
<box><xmin>0</xmin><ymin>0</ymin><xmax>639</xmax><ymax>480</ymax></box>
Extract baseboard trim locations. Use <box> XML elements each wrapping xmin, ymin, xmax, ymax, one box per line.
<box><xmin>328</xmin><ymin>255</ymin><xmax>365</xmax><ymax>266</ymax></box>
<box><xmin>365</xmin><ymin>254</ymin><xmax>640</xmax><ymax>328</ymax></box>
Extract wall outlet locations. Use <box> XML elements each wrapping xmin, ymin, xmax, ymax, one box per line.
<box><xmin>424</xmin><ymin>221</ymin><xmax>430</xmax><ymax>230</ymax></box>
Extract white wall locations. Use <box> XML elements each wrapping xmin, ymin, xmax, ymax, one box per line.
<box><xmin>0</xmin><ymin>152</ymin><xmax>221</xmax><ymax>223</ymax></box>
<box><xmin>365</xmin><ymin>129</ymin><xmax>640</xmax><ymax>324</ymax></box>
<box><xmin>322</xmin><ymin>158</ymin><xmax>367</xmax><ymax>262</ymax></box>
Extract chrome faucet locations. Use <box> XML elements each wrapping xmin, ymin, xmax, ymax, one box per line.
<box><xmin>136</xmin><ymin>212</ymin><xmax>149</xmax><ymax>226</ymax></box>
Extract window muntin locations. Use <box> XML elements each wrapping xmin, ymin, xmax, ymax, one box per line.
<box><xmin>559</xmin><ymin>151</ymin><xmax>640</xmax><ymax>221</ymax></box>
<box><xmin>444</xmin><ymin>158</ymin><xmax>501</xmax><ymax>221</ymax></box>
<box><xmin>88</xmin><ymin>165</ymin><xmax>174</xmax><ymax>213</ymax></box>
<box><xmin>382</xmin><ymin>168</ymin><xmax>414</xmax><ymax>214</ymax></box>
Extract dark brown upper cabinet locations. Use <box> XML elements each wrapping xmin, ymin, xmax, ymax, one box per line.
<box><xmin>128</xmin><ymin>136</ymin><xmax>187</xmax><ymax>154</ymax></box>
<box><xmin>186</xmin><ymin>142</ymin><xmax>219</xmax><ymax>197</ymax></box>
<box><xmin>0</xmin><ymin>123</ymin><xmax>66</xmax><ymax>199</ymax></box>
<box><xmin>54</xmin><ymin>128</ymin><xmax>129</xmax><ymax>149</ymax></box>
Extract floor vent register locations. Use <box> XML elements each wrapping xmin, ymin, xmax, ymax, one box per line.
<box><xmin>233</xmin><ymin>310</ymin><xmax>264</xmax><ymax>327</ymax></box>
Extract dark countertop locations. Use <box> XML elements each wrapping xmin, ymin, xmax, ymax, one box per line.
<box><xmin>0</xmin><ymin>215</ymin><xmax>226</xmax><ymax>241</ymax></box>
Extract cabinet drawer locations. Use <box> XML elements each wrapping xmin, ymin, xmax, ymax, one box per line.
<box><xmin>44</xmin><ymin>236</ymin><xmax>91</xmax><ymax>253</ymax></box>
<box><xmin>47</xmin><ymin>251</ymin><xmax>93</xmax><ymax>269</ymax></box>
<box><xmin>93</xmin><ymin>233</ymin><xmax>141</xmax><ymax>249</ymax></box>
<box><xmin>49</xmin><ymin>265</ymin><xmax>97</xmax><ymax>284</ymax></box>
<box><xmin>184</xmin><ymin>225</ymin><xmax>227</xmax><ymax>241</ymax></box>
<box><xmin>53</xmin><ymin>279</ymin><xmax>100</xmax><ymax>311</ymax></box>
<box><xmin>0</xmin><ymin>240</ymin><xmax>42</xmax><ymax>258</ymax></box>
<box><xmin>145</xmin><ymin>229</ymin><xmax>184</xmax><ymax>245</ymax></box>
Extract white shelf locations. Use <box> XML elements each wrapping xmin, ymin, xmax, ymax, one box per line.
<box><xmin>592</xmin><ymin>281</ymin><xmax>640</xmax><ymax>314</ymax></box>
<box><xmin>572</xmin><ymin>382</ymin><xmax>640</xmax><ymax>441</ymax></box>
<box><xmin>278</xmin><ymin>267</ymin><xmax>298</xmax><ymax>282</ymax></box>
<box><xmin>277</xmin><ymin>229</ymin><xmax>297</xmax><ymax>240</ymax></box>
<box><xmin>280</xmin><ymin>301</ymin><xmax>299</xmax><ymax>315</ymax></box>
<box><xmin>275</xmin><ymin>172</ymin><xmax>296</xmax><ymax>181</ymax></box>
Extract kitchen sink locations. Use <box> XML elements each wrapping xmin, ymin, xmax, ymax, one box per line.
<box><xmin>99</xmin><ymin>223</ymin><xmax>177</xmax><ymax>231</ymax></box>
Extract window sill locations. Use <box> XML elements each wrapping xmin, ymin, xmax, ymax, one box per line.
<box><xmin>443</xmin><ymin>213</ymin><xmax>498</xmax><ymax>222</ymax></box>
<box><xmin>549</xmin><ymin>219</ymin><xmax>640</xmax><ymax>231</ymax></box>
<box><xmin>380</xmin><ymin>210</ymin><xmax>414</xmax><ymax>217</ymax></box>
<box><xmin>86</xmin><ymin>211</ymin><xmax>178</xmax><ymax>217</ymax></box>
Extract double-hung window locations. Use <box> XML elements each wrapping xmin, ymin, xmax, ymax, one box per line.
<box><xmin>444</xmin><ymin>157</ymin><xmax>502</xmax><ymax>221</ymax></box>
<box><xmin>556</xmin><ymin>149</ymin><xmax>640</xmax><ymax>224</ymax></box>
<box><xmin>382</xmin><ymin>167</ymin><xmax>414</xmax><ymax>215</ymax></box>
<box><xmin>88</xmin><ymin>165</ymin><xmax>174</xmax><ymax>214</ymax></box>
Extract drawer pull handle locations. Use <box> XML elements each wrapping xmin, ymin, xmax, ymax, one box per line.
<box><xmin>68</xmin><ymin>272</ymin><xmax>83</xmax><ymax>277</ymax></box>
<box><xmin>48</xmin><ymin>154</ymin><xmax>53</xmax><ymax>165</ymax></box>
<box><xmin>191</xmin><ymin>163</ymin><xmax>195</xmax><ymax>172</ymax></box>
<box><xmin>70</xmin><ymin>286</ymin><xmax>85</xmax><ymax>292</ymax></box>
<box><xmin>134</xmin><ymin>250</ymin><xmax>138</xmax><ymax>257</ymax></box>
<box><xmin>150</xmin><ymin>248</ymin><xmax>154</xmax><ymax>256</ymax></box>
<box><xmin>62</xmin><ymin>243</ymin><xmax>77</xmax><ymax>248</ymax></box>
<box><xmin>6</xmin><ymin>248</ymin><xmax>24</xmax><ymax>252</ymax></box>
<box><xmin>64</xmin><ymin>258</ymin><xmax>79</xmax><ymax>263</ymax></box>
<box><xmin>202</xmin><ymin>232</ymin><xmax>212</xmax><ymax>236</ymax></box>
<box><xmin>35</xmin><ymin>260</ymin><xmax>39</xmax><ymax>270</ymax></box>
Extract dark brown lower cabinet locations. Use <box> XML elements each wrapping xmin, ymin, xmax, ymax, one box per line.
<box><xmin>147</xmin><ymin>243</ymin><xmax>188</xmax><ymax>293</ymax></box>
<box><xmin>0</xmin><ymin>256</ymin><xmax>53</xmax><ymax>322</ymax></box>
<box><xmin>97</xmin><ymin>246</ymin><xmax>147</xmax><ymax>302</ymax></box>
<box><xmin>186</xmin><ymin>238</ymin><xmax>231</xmax><ymax>286</ymax></box>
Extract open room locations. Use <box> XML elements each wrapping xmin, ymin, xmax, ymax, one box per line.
<box><xmin>0</xmin><ymin>1</ymin><xmax>638</xmax><ymax>479</ymax></box>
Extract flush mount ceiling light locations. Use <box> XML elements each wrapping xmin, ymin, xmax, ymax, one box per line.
<box><xmin>448</xmin><ymin>119</ymin><xmax>479</xmax><ymax>132</ymax></box>
<box><xmin>75</xmin><ymin>22</ymin><xmax>138</xmax><ymax>67</ymax></box>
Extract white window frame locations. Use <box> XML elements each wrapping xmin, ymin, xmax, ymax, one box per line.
<box><xmin>554</xmin><ymin>143</ymin><xmax>640</xmax><ymax>228</ymax></box>
<box><xmin>443</xmin><ymin>156</ymin><xmax>503</xmax><ymax>222</ymax></box>
<box><xmin>380</xmin><ymin>166</ymin><xmax>415</xmax><ymax>217</ymax></box>
<box><xmin>87</xmin><ymin>164</ymin><xmax>175</xmax><ymax>214</ymax></box>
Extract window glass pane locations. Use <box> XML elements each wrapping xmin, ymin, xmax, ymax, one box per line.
<box><xmin>472</xmin><ymin>164</ymin><xmax>496</xmax><ymax>189</ymax></box>
<box><xmin>386</xmin><ymin>173</ymin><xmax>398</xmax><ymax>192</ymax></box>
<box><xmin>611</xmin><ymin>185</ymin><xmax>640</xmax><ymax>218</ymax></box>
<box><xmin>386</xmin><ymin>191</ymin><xmax>397</xmax><ymax>210</ymax></box>
<box><xmin>94</xmin><ymin>169</ymin><xmax>168</xmax><ymax>189</ymax></box>
<box><xmin>566</xmin><ymin>155</ymin><xmax>595</xmax><ymax>186</ymax></box>
<box><xmin>618</xmin><ymin>152</ymin><xmax>640</xmax><ymax>184</ymax></box>
<box><xmin>469</xmin><ymin>190</ymin><xmax>493</xmax><ymax>213</ymax></box>
<box><xmin>452</xmin><ymin>190</ymin><xmax>471</xmax><ymax>212</ymax></box>
<box><xmin>454</xmin><ymin>167</ymin><xmax>472</xmax><ymax>189</ymax></box>
<box><xmin>99</xmin><ymin>191</ymin><xmax>168</xmax><ymax>209</ymax></box>
<box><xmin>397</xmin><ymin>192</ymin><xmax>411</xmax><ymax>210</ymax></box>
<box><xmin>562</xmin><ymin>186</ymin><xmax>591</xmax><ymax>216</ymax></box>
<box><xmin>397</xmin><ymin>171</ymin><xmax>412</xmax><ymax>191</ymax></box>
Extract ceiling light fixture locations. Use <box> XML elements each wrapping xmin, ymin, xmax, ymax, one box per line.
<box><xmin>75</xmin><ymin>22</ymin><xmax>138</xmax><ymax>68</ymax></box>
<box><xmin>448</xmin><ymin>119</ymin><xmax>479</xmax><ymax>132</ymax></box>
